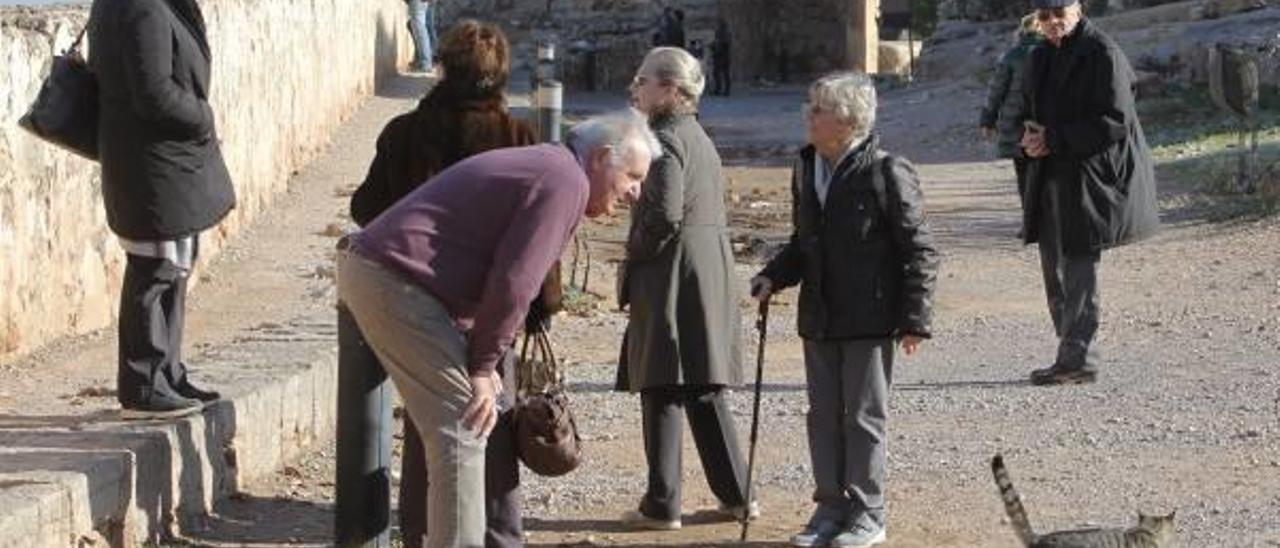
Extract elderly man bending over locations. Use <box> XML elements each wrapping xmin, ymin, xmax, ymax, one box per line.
<box><xmin>337</xmin><ymin>112</ymin><xmax>660</xmax><ymax>548</ymax></box>
<box><xmin>751</xmin><ymin>72</ymin><xmax>939</xmax><ymax>548</ymax></box>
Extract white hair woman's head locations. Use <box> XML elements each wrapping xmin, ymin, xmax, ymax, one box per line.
<box><xmin>629</xmin><ymin>47</ymin><xmax>706</xmax><ymax>116</ymax></box>
<box><xmin>568</xmin><ymin>110</ymin><xmax>663</xmax><ymax>217</ymax></box>
<box><xmin>804</xmin><ymin>71</ymin><xmax>876</xmax><ymax>156</ymax></box>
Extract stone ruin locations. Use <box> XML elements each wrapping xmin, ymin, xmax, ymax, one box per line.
<box><xmin>438</xmin><ymin>0</ymin><xmax>917</xmax><ymax>92</ymax></box>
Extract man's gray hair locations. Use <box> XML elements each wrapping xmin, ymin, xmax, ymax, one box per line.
<box><xmin>809</xmin><ymin>71</ymin><xmax>876</xmax><ymax>140</ymax></box>
<box><xmin>567</xmin><ymin>109</ymin><xmax>663</xmax><ymax>166</ymax></box>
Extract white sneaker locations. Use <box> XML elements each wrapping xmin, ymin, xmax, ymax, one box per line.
<box><xmin>620</xmin><ymin>508</ymin><xmax>682</xmax><ymax>530</ymax></box>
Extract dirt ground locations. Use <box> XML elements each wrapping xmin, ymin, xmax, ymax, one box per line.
<box><xmin>171</xmin><ymin>72</ymin><xmax>1280</xmax><ymax>547</ymax></box>
<box><xmin>5</xmin><ymin>64</ymin><xmax>1279</xmax><ymax>546</ymax></box>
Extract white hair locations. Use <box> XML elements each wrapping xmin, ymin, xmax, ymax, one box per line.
<box><xmin>568</xmin><ymin>109</ymin><xmax>663</xmax><ymax>166</ymax></box>
<box><xmin>640</xmin><ymin>47</ymin><xmax>705</xmax><ymax>113</ymax></box>
<box><xmin>809</xmin><ymin>71</ymin><xmax>876</xmax><ymax>140</ymax></box>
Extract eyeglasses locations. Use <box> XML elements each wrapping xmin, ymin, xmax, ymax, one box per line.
<box><xmin>802</xmin><ymin>102</ymin><xmax>827</xmax><ymax>116</ymax></box>
<box><xmin>1036</xmin><ymin>7</ymin><xmax>1070</xmax><ymax>21</ymax></box>
<box><xmin>632</xmin><ymin>75</ymin><xmax>669</xmax><ymax>87</ymax></box>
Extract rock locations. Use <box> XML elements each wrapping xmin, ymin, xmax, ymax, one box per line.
<box><xmin>321</xmin><ymin>222</ymin><xmax>347</xmax><ymax>238</ymax></box>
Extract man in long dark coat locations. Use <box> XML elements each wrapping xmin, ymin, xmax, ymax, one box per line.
<box><xmin>1019</xmin><ymin>0</ymin><xmax>1160</xmax><ymax>385</ymax></box>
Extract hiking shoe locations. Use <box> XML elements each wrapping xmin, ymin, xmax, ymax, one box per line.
<box><xmin>716</xmin><ymin>500</ymin><xmax>761</xmax><ymax>521</ymax></box>
<box><xmin>831</xmin><ymin>519</ymin><xmax>886</xmax><ymax>548</ymax></box>
<box><xmin>121</xmin><ymin>392</ymin><xmax>202</xmax><ymax>420</ymax></box>
<box><xmin>791</xmin><ymin>519</ymin><xmax>842</xmax><ymax>547</ymax></box>
<box><xmin>1030</xmin><ymin>364</ymin><xmax>1097</xmax><ymax>386</ymax></box>
<box><xmin>620</xmin><ymin>508</ymin><xmax>681</xmax><ymax>531</ymax></box>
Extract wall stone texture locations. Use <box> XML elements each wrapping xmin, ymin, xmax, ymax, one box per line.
<box><xmin>0</xmin><ymin>1</ymin><xmax>411</xmax><ymax>363</ymax></box>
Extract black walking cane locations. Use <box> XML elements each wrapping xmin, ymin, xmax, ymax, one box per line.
<box><xmin>740</xmin><ymin>297</ymin><xmax>770</xmax><ymax>542</ymax></box>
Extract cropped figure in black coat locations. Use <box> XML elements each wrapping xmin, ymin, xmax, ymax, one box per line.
<box><xmin>90</xmin><ymin>0</ymin><xmax>236</xmax><ymax>418</ymax></box>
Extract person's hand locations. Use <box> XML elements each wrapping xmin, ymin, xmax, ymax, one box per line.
<box><xmin>1020</xmin><ymin>121</ymin><xmax>1049</xmax><ymax>158</ymax></box>
<box><xmin>462</xmin><ymin>370</ymin><xmax>503</xmax><ymax>438</ymax></box>
<box><xmin>749</xmin><ymin>276</ymin><xmax>773</xmax><ymax>302</ymax></box>
<box><xmin>899</xmin><ymin>334</ymin><xmax>924</xmax><ymax>357</ymax></box>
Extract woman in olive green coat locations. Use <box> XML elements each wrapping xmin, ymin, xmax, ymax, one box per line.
<box><xmin>616</xmin><ymin>47</ymin><xmax>751</xmax><ymax>530</ymax></box>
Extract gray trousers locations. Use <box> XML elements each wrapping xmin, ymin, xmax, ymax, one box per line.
<box><xmin>338</xmin><ymin>249</ymin><xmax>488</xmax><ymax>548</ymax></box>
<box><xmin>1038</xmin><ymin>180</ymin><xmax>1101</xmax><ymax>371</ymax></box>
<box><xmin>639</xmin><ymin>386</ymin><xmax>749</xmax><ymax>520</ymax></box>
<box><xmin>802</xmin><ymin>339</ymin><xmax>894</xmax><ymax>527</ymax></box>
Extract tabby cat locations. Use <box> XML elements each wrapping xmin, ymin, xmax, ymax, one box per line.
<box><xmin>991</xmin><ymin>455</ymin><xmax>1177</xmax><ymax>548</ymax></box>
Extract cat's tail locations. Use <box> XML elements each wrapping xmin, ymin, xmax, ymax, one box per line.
<box><xmin>992</xmin><ymin>454</ymin><xmax>1038</xmax><ymax>547</ymax></box>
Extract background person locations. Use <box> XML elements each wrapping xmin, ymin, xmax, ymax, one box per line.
<box><xmin>1018</xmin><ymin>0</ymin><xmax>1159</xmax><ymax>386</ymax></box>
<box><xmin>980</xmin><ymin>14</ymin><xmax>1042</xmax><ymax>206</ymax></box>
<box><xmin>406</xmin><ymin>0</ymin><xmax>438</xmax><ymax>72</ymax></box>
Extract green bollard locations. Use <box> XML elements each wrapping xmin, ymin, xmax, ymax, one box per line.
<box><xmin>334</xmin><ymin>302</ymin><xmax>393</xmax><ymax>547</ymax></box>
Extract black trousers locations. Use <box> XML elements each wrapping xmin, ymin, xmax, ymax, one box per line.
<box><xmin>713</xmin><ymin>61</ymin><xmax>731</xmax><ymax>96</ymax></box>
<box><xmin>117</xmin><ymin>252</ymin><xmax>193</xmax><ymax>405</ymax></box>
<box><xmin>639</xmin><ymin>386</ymin><xmax>749</xmax><ymax>520</ymax></box>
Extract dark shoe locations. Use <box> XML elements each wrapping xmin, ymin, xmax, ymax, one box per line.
<box><xmin>173</xmin><ymin>377</ymin><xmax>221</xmax><ymax>402</ymax></box>
<box><xmin>1030</xmin><ymin>364</ymin><xmax>1097</xmax><ymax>386</ymax></box>
<box><xmin>121</xmin><ymin>392</ymin><xmax>202</xmax><ymax>420</ymax></box>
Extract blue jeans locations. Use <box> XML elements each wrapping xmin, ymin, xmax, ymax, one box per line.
<box><xmin>407</xmin><ymin>0</ymin><xmax>436</xmax><ymax>68</ymax></box>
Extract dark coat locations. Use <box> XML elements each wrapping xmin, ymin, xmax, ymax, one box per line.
<box><xmin>981</xmin><ymin>34</ymin><xmax>1040</xmax><ymax>159</ymax></box>
<box><xmin>89</xmin><ymin>0</ymin><xmax>235</xmax><ymax>240</ymax></box>
<box><xmin>760</xmin><ymin>136</ymin><xmax>939</xmax><ymax>341</ymax></box>
<box><xmin>1020</xmin><ymin>18</ymin><xmax>1160</xmax><ymax>253</ymax></box>
<box><xmin>347</xmin><ymin>81</ymin><xmax>558</xmax><ymax>327</ymax></box>
<box><xmin>617</xmin><ymin>113</ymin><xmax>743</xmax><ymax>392</ymax></box>
<box><xmin>350</xmin><ymin>82</ymin><xmax>537</xmax><ymax>226</ymax></box>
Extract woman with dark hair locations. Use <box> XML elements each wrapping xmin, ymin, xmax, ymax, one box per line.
<box><xmin>349</xmin><ymin>19</ymin><xmax>537</xmax><ymax>548</ymax></box>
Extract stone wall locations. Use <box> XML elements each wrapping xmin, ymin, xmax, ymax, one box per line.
<box><xmin>0</xmin><ymin>1</ymin><xmax>412</xmax><ymax>363</ymax></box>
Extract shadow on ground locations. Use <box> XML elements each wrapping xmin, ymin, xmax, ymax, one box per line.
<box><xmin>175</xmin><ymin>495</ymin><xmax>333</xmax><ymax>546</ymax></box>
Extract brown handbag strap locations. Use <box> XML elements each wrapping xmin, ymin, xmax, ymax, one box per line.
<box><xmin>535</xmin><ymin>328</ymin><xmax>562</xmax><ymax>389</ymax></box>
<box><xmin>66</xmin><ymin>25</ymin><xmax>88</xmax><ymax>56</ymax></box>
<box><xmin>517</xmin><ymin>321</ymin><xmax>563</xmax><ymax>395</ymax></box>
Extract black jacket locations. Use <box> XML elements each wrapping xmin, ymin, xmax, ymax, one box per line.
<box><xmin>760</xmin><ymin>137</ymin><xmax>939</xmax><ymax>341</ymax></box>
<box><xmin>1020</xmin><ymin>18</ymin><xmax>1159</xmax><ymax>253</ymax></box>
<box><xmin>89</xmin><ymin>0</ymin><xmax>235</xmax><ymax>240</ymax></box>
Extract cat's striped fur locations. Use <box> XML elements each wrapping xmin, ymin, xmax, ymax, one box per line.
<box><xmin>991</xmin><ymin>455</ymin><xmax>1176</xmax><ymax>548</ymax></box>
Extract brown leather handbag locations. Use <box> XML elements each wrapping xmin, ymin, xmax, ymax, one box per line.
<box><xmin>513</xmin><ymin>324</ymin><xmax>581</xmax><ymax>477</ymax></box>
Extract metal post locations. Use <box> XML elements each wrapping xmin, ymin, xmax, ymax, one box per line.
<box><xmin>335</xmin><ymin>302</ymin><xmax>393</xmax><ymax>547</ymax></box>
<box><xmin>535</xmin><ymin>42</ymin><xmax>563</xmax><ymax>144</ymax></box>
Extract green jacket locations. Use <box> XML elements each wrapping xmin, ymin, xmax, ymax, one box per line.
<box><xmin>981</xmin><ymin>34</ymin><xmax>1041</xmax><ymax>159</ymax></box>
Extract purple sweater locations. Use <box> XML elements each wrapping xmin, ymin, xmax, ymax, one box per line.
<box><xmin>355</xmin><ymin>144</ymin><xmax>589</xmax><ymax>375</ymax></box>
